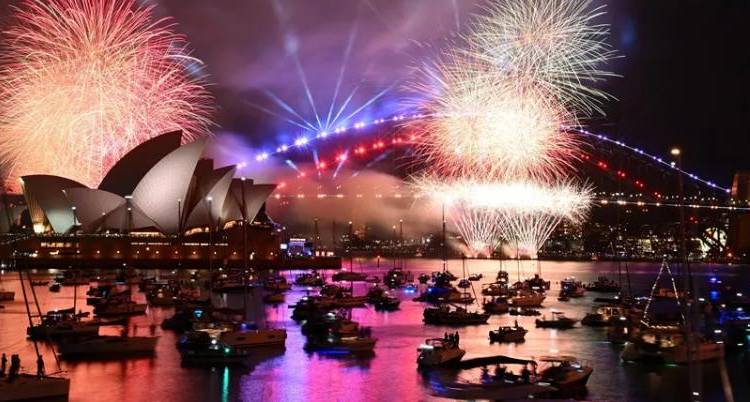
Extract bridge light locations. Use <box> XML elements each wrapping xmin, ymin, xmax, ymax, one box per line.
<box><xmin>670</xmin><ymin>147</ymin><xmax>681</xmax><ymax>156</ymax></box>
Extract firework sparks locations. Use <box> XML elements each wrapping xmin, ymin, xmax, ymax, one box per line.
<box><xmin>0</xmin><ymin>0</ymin><xmax>213</xmax><ymax>189</ymax></box>
<box><xmin>467</xmin><ymin>0</ymin><xmax>618</xmax><ymax>117</ymax></box>
<box><xmin>411</xmin><ymin>54</ymin><xmax>579</xmax><ymax>181</ymax></box>
<box><xmin>414</xmin><ymin>175</ymin><xmax>592</xmax><ymax>257</ymax></box>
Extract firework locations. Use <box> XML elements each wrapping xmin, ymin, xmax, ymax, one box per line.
<box><xmin>467</xmin><ymin>0</ymin><xmax>617</xmax><ymax>117</ymax></box>
<box><xmin>415</xmin><ymin>175</ymin><xmax>591</xmax><ymax>257</ymax></box>
<box><xmin>0</xmin><ymin>0</ymin><xmax>213</xmax><ymax>189</ymax></box>
<box><xmin>410</xmin><ymin>54</ymin><xmax>579</xmax><ymax>182</ymax></box>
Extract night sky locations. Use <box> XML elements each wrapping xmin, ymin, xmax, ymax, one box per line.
<box><xmin>1</xmin><ymin>0</ymin><xmax>748</xmax><ymax>186</ymax></box>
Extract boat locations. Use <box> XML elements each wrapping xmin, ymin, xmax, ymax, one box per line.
<box><xmin>418</xmin><ymin>273</ymin><xmax>430</xmax><ymax>284</ymax></box>
<box><xmin>621</xmin><ymin>327</ymin><xmax>725</xmax><ymax>364</ymax></box>
<box><xmin>373</xmin><ymin>294</ymin><xmax>400</xmax><ymax>311</ymax></box>
<box><xmin>417</xmin><ymin>336</ymin><xmax>465</xmax><ymax>367</ymax></box>
<box><xmin>607</xmin><ymin>316</ymin><xmax>633</xmax><ymax>344</ymax></box>
<box><xmin>58</xmin><ymin>335</ymin><xmax>158</xmax><ymax>358</ymax></box>
<box><xmin>179</xmin><ymin>332</ymin><xmax>251</xmax><ymax>365</ymax></box>
<box><xmin>48</xmin><ymin>283</ymin><xmax>61</xmax><ymax>292</ymax></box>
<box><xmin>425</xmin><ymin>356</ymin><xmax>554</xmax><ymax>400</ymax></box>
<box><xmin>364</xmin><ymin>275</ymin><xmax>380</xmax><ymax>283</ymax></box>
<box><xmin>535</xmin><ymin>312</ymin><xmax>578</xmax><ymax>329</ymax></box>
<box><xmin>481</xmin><ymin>282</ymin><xmax>507</xmax><ymax>297</ymax></box>
<box><xmin>263</xmin><ymin>292</ymin><xmax>285</xmax><ymax>304</ymax></box>
<box><xmin>305</xmin><ymin>333</ymin><xmax>377</xmax><ymax>354</ymax></box>
<box><xmin>581</xmin><ymin>305</ymin><xmax>628</xmax><ymax>327</ymax></box>
<box><xmin>509</xmin><ymin>291</ymin><xmax>545</xmax><ymax>307</ymax></box>
<box><xmin>559</xmin><ymin>277</ymin><xmax>585</xmax><ymax>298</ymax></box>
<box><xmin>191</xmin><ymin>323</ymin><xmax>287</xmax><ymax>349</ymax></box>
<box><xmin>482</xmin><ymin>297</ymin><xmax>509</xmax><ymax>314</ymax></box>
<box><xmin>94</xmin><ymin>300</ymin><xmax>147</xmax><ymax>316</ymax></box>
<box><xmin>584</xmin><ymin>276</ymin><xmax>621</xmax><ymax>293</ymax></box>
<box><xmin>294</xmin><ymin>271</ymin><xmax>325</xmax><ymax>287</ymax></box>
<box><xmin>264</xmin><ymin>276</ymin><xmax>292</xmax><ymax>291</ymax></box>
<box><xmin>557</xmin><ymin>295</ymin><xmax>570</xmax><ymax>302</ymax></box>
<box><xmin>30</xmin><ymin>280</ymin><xmax>48</xmax><ymax>287</ymax></box>
<box><xmin>509</xmin><ymin>307</ymin><xmax>541</xmax><ymax>316</ymax></box>
<box><xmin>457</xmin><ymin>279</ymin><xmax>471</xmax><ymax>289</ymax></box>
<box><xmin>413</xmin><ymin>285</ymin><xmax>465</xmax><ymax>304</ymax></box>
<box><xmin>301</xmin><ymin>310</ymin><xmax>360</xmax><ymax>337</ymax></box>
<box><xmin>489</xmin><ymin>321</ymin><xmax>527</xmax><ymax>343</ymax></box>
<box><xmin>385</xmin><ymin>267</ymin><xmax>411</xmax><ymax>288</ymax></box>
<box><xmin>423</xmin><ymin>304</ymin><xmax>490</xmax><ymax>326</ymax></box>
<box><xmin>0</xmin><ymin>373</ymin><xmax>70</xmax><ymax>402</ymax></box>
<box><xmin>147</xmin><ymin>288</ymin><xmax>177</xmax><ymax>306</ymax></box>
<box><xmin>537</xmin><ymin>355</ymin><xmax>593</xmax><ymax>397</ymax></box>
<box><xmin>332</xmin><ymin>270</ymin><xmax>367</xmax><ymax>282</ymax></box>
<box><xmin>468</xmin><ymin>273</ymin><xmax>483</xmax><ymax>281</ymax></box>
<box><xmin>28</xmin><ymin>319</ymin><xmax>100</xmax><ymax>339</ymax></box>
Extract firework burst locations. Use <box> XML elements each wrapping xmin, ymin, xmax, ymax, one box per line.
<box><xmin>411</xmin><ymin>54</ymin><xmax>579</xmax><ymax>182</ymax></box>
<box><xmin>0</xmin><ymin>0</ymin><xmax>213</xmax><ymax>189</ymax></box>
<box><xmin>467</xmin><ymin>0</ymin><xmax>618</xmax><ymax>117</ymax></box>
<box><xmin>415</xmin><ymin>175</ymin><xmax>592</xmax><ymax>257</ymax></box>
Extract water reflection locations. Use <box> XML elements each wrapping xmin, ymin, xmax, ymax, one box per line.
<box><xmin>0</xmin><ymin>260</ymin><xmax>748</xmax><ymax>401</ymax></box>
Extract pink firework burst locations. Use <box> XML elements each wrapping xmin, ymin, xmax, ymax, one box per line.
<box><xmin>0</xmin><ymin>0</ymin><xmax>214</xmax><ymax>190</ymax></box>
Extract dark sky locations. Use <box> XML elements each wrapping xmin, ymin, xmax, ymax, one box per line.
<box><xmin>1</xmin><ymin>0</ymin><xmax>748</xmax><ymax>186</ymax></box>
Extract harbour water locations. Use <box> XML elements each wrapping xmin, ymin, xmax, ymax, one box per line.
<box><xmin>1</xmin><ymin>259</ymin><xmax>749</xmax><ymax>402</ymax></box>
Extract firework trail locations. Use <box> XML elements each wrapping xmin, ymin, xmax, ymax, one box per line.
<box><xmin>0</xmin><ymin>0</ymin><xmax>213</xmax><ymax>189</ymax></box>
<box><xmin>414</xmin><ymin>175</ymin><xmax>591</xmax><ymax>257</ymax></box>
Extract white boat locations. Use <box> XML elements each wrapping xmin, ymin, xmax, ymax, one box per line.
<box><xmin>58</xmin><ymin>335</ymin><xmax>158</xmax><ymax>358</ymax></box>
<box><xmin>417</xmin><ymin>337</ymin><xmax>466</xmax><ymax>367</ymax></box>
<box><xmin>0</xmin><ymin>374</ymin><xmax>70</xmax><ymax>401</ymax></box>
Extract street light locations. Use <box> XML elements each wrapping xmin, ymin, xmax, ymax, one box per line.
<box><xmin>670</xmin><ymin>147</ymin><xmax>681</xmax><ymax>156</ymax></box>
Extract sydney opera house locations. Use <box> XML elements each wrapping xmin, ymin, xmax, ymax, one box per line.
<box><xmin>0</xmin><ymin>131</ymin><xmax>291</xmax><ymax>269</ymax></box>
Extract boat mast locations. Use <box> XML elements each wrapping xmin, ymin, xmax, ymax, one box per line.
<box><xmin>241</xmin><ymin>177</ymin><xmax>248</xmax><ymax>323</ymax></box>
<box><xmin>441</xmin><ymin>203</ymin><xmax>447</xmax><ymax>273</ymax></box>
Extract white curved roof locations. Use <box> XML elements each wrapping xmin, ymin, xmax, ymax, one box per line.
<box><xmin>20</xmin><ymin>175</ymin><xmax>86</xmax><ymax>233</ymax></box>
<box><xmin>99</xmin><ymin>131</ymin><xmax>183</xmax><ymax>197</ymax></box>
<box><xmin>99</xmin><ymin>201</ymin><xmax>160</xmax><ymax>232</ymax></box>
<box><xmin>223</xmin><ymin>181</ymin><xmax>276</xmax><ymax>224</ymax></box>
<box><xmin>63</xmin><ymin>188</ymin><xmax>126</xmax><ymax>233</ymax></box>
<box><xmin>131</xmin><ymin>138</ymin><xmax>207</xmax><ymax>234</ymax></box>
<box><xmin>185</xmin><ymin>166</ymin><xmax>236</xmax><ymax>230</ymax></box>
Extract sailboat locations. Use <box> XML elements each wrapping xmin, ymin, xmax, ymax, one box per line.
<box><xmin>1</xmin><ymin>271</ymin><xmax>70</xmax><ymax>401</ymax></box>
<box><xmin>621</xmin><ymin>260</ymin><xmax>724</xmax><ymax>364</ymax></box>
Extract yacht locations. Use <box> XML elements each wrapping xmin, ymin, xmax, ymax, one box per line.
<box><xmin>481</xmin><ymin>282</ymin><xmax>508</xmax><ymax>297</ymax></box>
<box><xmin>294</xmin><ymin>271</ymin><xmax>325</xmax><ymax>287</ymax></box>
<box><xmin>58</xmin><ymin>335</ymin><xmax>158</xmax><ymax>358</ymax></box>
<box><xmin>621</xmin><ymin>327</ymin><xmax>725</xmax><ymax>364</ymax></box>
<box><xmin>417</xmin><ymin>337</ymin><xmax>465</xmax><ymax>367</ymax></box>
<box><xmin>537</xmin><ymin>356</ymin><xmax>593</xmax><ymax>396</ymax></box>
<box><xmin>385</xmin><ymin>267</ymin><xmax>411</xmax><ymax>288</ymax></box>
<box><xmin>584</xmin><ymin>276</ymin><xmax>621</xmax><ymax>293</ymax></box>
<box><xmin>509</xmin><ymin>307</ymin><xmax>541</xmax><ymax>316</ymax></box>
<box><xmin>179</xmin><ymin>332</ymin><xmax>251</xmax><ymax>365</ymax></box>
<box><xmin>559</xmin><ymin>277</ymin><xmax>585</xmax><ymax>298</ymax></box>
<box><xmin>423</xmin><ymin>304</ymin><xmax>490</xmax><ymax>326</ymax></box>
<box><xmin>581</xmin><ymin>305</ymin><xmax>628</xmax><ymax>327</ymax></box>
<box><xmin>482</xmin><ymin>296</ymin><xmax>509</xmax><ymax>314</ymax></box>
<box><xmin>94</xmin><ymin>300</ymin><xmax>147</xmax><ymax>316</ymax></box>
<box><xmin>373</xmin><ymin>294</ymin><xmax>400</xmax><ymax>311</ymax></box>
<box><xmin>489</xmin><ymin>321</ymin><xmax>527</xmax><ymax>343</ymax></box>
<box><xmin>306</xmin><ymin>333</ymin><xmax>377</xmax><ymax>354</ymax></box>
<box><xmin>0</xmin><ymin>290</ymin><xmax>14</xmax><ymax>301</ymax></box>
<box><xmin>509</xmin><ymin>291</ymin><xmax>545</xmax><ymax>307</ymax></box>
<box><xmin>535</xmin><ymin>312</ymin><xmax>578</xmax><ymax>329</ymax></box>
<box><xmin>264</xmin><ymin>276</ymin><xmax>291</xmax><ymax>292</ymax></box>
<box><xmin>332</xmin><ymin>270</ymin><xmax>367</xmax><ymax>282</ymax></box>
<box><xmin>193</xmin><ymin>323</ymin><xmax>287</xmax><ymax>349</ymax></box>
<box><xmin>28</xmin><ymin>319</ymin><xmax>100</xmax><ymax>339</ymax></box>
<box><xmin>0</xmin><ymin>374</ymin><xmax>70</xmax><ymax>402</ymax></box>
